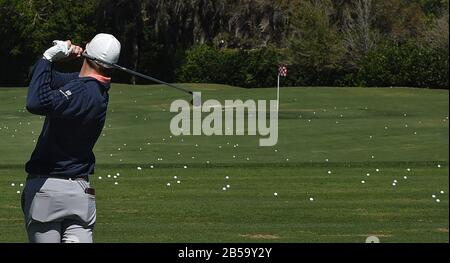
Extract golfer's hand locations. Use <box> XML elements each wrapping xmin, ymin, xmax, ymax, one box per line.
<box><xmin>43</xmin><ymin>40</ymin><xmax>81</xmax><ymax>62</ymax></box>
<box><xmin>68</xmin><ymin>42</ymin><xmax>83</xmax><ymax>59</ymax></box>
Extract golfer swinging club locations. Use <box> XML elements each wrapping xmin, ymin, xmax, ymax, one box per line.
<box><xmin>22</xmin><ymin>33</ymin><xmax>121</xmax><ymax>243</ymax></box>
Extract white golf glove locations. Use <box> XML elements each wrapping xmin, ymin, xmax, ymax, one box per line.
<box><xmin>43</xmin><ymin>40</ymin><xmax>73</xmax><ymax>62</ymax></box>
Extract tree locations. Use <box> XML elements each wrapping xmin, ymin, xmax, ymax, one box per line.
<box><xmin>288</xmin><ymin>0</ymin><xmax>344</xmax><ymax>85</ymax></box>
<box><xmin>0</xmin><ymin>0</ymin><xmax>97</xmax><ymax>86</ymax></box>
<box><xmin>343</xmin><ymin>0</ymin><xmax>378</xmax><ymax>69</ymax></box>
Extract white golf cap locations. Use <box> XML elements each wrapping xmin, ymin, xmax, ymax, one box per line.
<box><xmin>85</xmin><ymin>33</ymin><xmax>121</xmax><ymax>68</ymax></box>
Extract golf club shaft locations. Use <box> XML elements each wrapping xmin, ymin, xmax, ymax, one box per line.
<box><xmin>82</xmin><ymin>53</ymin><xmax>193</xmax><ymax>95</ymax></box>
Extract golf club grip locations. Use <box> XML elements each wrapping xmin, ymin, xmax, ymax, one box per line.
<box><xmin>82</xmin><ymin>53</ymin><xmax>193</xmax><ymax>95</ymax></box>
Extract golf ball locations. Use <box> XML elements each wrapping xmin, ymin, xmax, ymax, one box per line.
<box><xmin>309</xmin><ymin>197</ymin><xmax>314</xmax><ymax>201</ymax></box>
<box><xmin>327</xmin><ymin>170</ymin><xmax>332</xmax><ymax>174</ymax></box>
<box><xmin>436</xmin><ymin>199</ymin><xmax>441</xmax><ymax>203</ymax></box>
<box><xmin>10</xmin><ymin>183</ymin><xmax>15</xmax><ymax>187</ymax></box>
<box><xmin>392</xmin><ymin>183</ymin><xmax>396</xmax><ymax>186</ymax></box>
<box><xmin>407</xmin><ymin>168</ymin><xmax>411</xmax><ymax>172</ymax></box>
<box><xmin>432</xmin><ymin>195</ymin><xmax>436</xmax><ymax>198</ymax></box>
<box><xmin>222</xmin><ymin>187</ymin><xmax>227</xmax><ymax>191</ymax></box>
<box><xmin>174</xmin><ymin>176</ymin><xmax>177</xmax><ymax>179</ymax></box>
<box><xmin>167</xmin><ymin>183</ymin><xmax>171</xmax><ymax>187</ymax></box>
<box><xmin>361</xmin><ymin>180</ymin><xmax>365</xmax><ymax>184</ymax></box>
<box><xmin>98</xmin><ymin>177</ymin><xmax>102</xmax><ymax>180</ymax></box>
<box><xmin>150</xmin><ymin>165</ymin><xmax>154</xmax><ymax>169</ymax></box>
<box><xmin>226</xmin><ymin>185</ymin><xmax>230</xmax><ymax>189</ymax></box>
<box><xmin>225</xmin><ymin>176</ymin><xmax>229</xmax><ymax>179</ymax></box>
<box><xmin>437</xmin><ymin>164</ymin><xmax>441</xmax><ymax>168</ymax></box>
<box><xmin>116</xmin><ymin>173</ymin><xmax>120</xmax><ymax>176</ymax></box>
<box><xmin>177</xmin><ymin>180</ymin><xmax>181</xmax><ymax>184</ymax></box>
<box><xmin>440</xmin><ymin>191</ymin><xmax>445</xmax><ymax>194</ymax></box>
<box><xmin>114</xmin><ymin>182</ymin><xmax>118</xmax><ymax>185</ymax></box>
<box><xmin>137</xmin><ymin>167</ymin><xmax>142</xmax><ymax>170</ymax></box>
<box><xmin>20</xmin><ymin>183</ymin><xmax>23</xmax><ymax>187</ymax></box>
<box><xmin>403</xmin><ymin>176</ymin><xmax>408</xmax><ymax>180</ymax></box>
<box><xmin>183</xmin><ymin>165</ymin><xmax>187</xmax><ymax>169</ymax></box>
<box><xmin>113</xmin><ymin>176</ymin><xmax>117</xmax><ymax>179</ymax></box>
<box><xmin>273</xmin><ymin>192</ymin><xmax>278</xmax><ymax>196</ymax></box>
<box><xmin>366</xmin><ymin>173</ymin><xmax>370</xmax><ymax>177</ymax></box>
<box><xmin>393</xmin><ymin>180</ymin><xmax>398</xmax><ymax>183</ymax></box>
<box><xmin>16</xmin><ymin>191</ymin><xmax>20</xmax><ymax>194</ymax></box>
<box><xmin>376</xmin><ymin>169</ymin><xmax>380</xmax><ymax>172</ymax></box>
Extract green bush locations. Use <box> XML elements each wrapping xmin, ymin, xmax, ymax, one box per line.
<box><xmin>359</xmin><ymin>41</ymin><xmax>449</xmax><ymax>88</ymax></box>
<box><xmin>178</xmin><ymin>41</ymin><xmax>448</xmax><ymax>89</ymax></box>
<box><xmin>178</xmin><ymin>45</ymin><xmax>282</xmax><ymax>88</ymax></box>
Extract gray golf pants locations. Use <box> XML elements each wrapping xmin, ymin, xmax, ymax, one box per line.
<box><xmin>21</xmin><ymin>177</ymin><xmax>96</xmax><ymax>243</ymax></box>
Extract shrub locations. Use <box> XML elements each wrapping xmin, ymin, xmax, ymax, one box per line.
<box><xmin>178</xmin><ymin>45</ymin><xmax>283</xmax><ymax>88</ymax></box>
<box><xmin>359</xmin><ymin>40</ymin><xmax>448</xmax><ymax>88</ymax></box>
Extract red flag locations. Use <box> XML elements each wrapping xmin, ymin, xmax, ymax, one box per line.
<box><xmin>278</xmin><ymin>65</ymin><xmax>287</xmax><ymax>77</ymax></box>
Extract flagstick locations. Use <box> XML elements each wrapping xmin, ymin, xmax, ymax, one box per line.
<box><xmin>277</xmin><ymin>73</ymin><xmax>280</xmax><ymax>111</ymax></box>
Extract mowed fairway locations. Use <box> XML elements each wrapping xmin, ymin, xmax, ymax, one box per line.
<box><xmin>0</xmin><ymin>84</ymin><xmax>448</xmax><ymax>243</ymax></box>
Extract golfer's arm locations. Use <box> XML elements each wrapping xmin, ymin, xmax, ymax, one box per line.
<box><xmin>26</xmin><ymin>59</ymin><xmax>73</xmax><ymax>116</ymax></box>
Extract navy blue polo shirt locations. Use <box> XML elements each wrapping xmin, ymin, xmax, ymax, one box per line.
<box><xmin>25</xmin><ymin>59</ymin><xmax>110</xmax><ymax>177</ymax></box>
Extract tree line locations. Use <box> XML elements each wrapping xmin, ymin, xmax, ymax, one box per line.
<box><xmin>0</xmin><ymin>0</ymin><xmax>448</xmax><ymax>88</ymax></box>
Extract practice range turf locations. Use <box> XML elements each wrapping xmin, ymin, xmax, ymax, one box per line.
<box><xmin>0</xmin><ymin>84</ymin><xmax>448</xmax><ymax>243</ymax></box>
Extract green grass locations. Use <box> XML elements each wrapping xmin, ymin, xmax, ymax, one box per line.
<box><xmin>0</xmin><ymin>84</ymin><xmax>448</xmax><ymax>243</ymax></box>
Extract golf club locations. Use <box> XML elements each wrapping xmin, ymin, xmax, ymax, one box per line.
<box><xmin>82</xmin><ymin>52</ymin><xmax>198</xmax><ymax>105</ymax></box>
